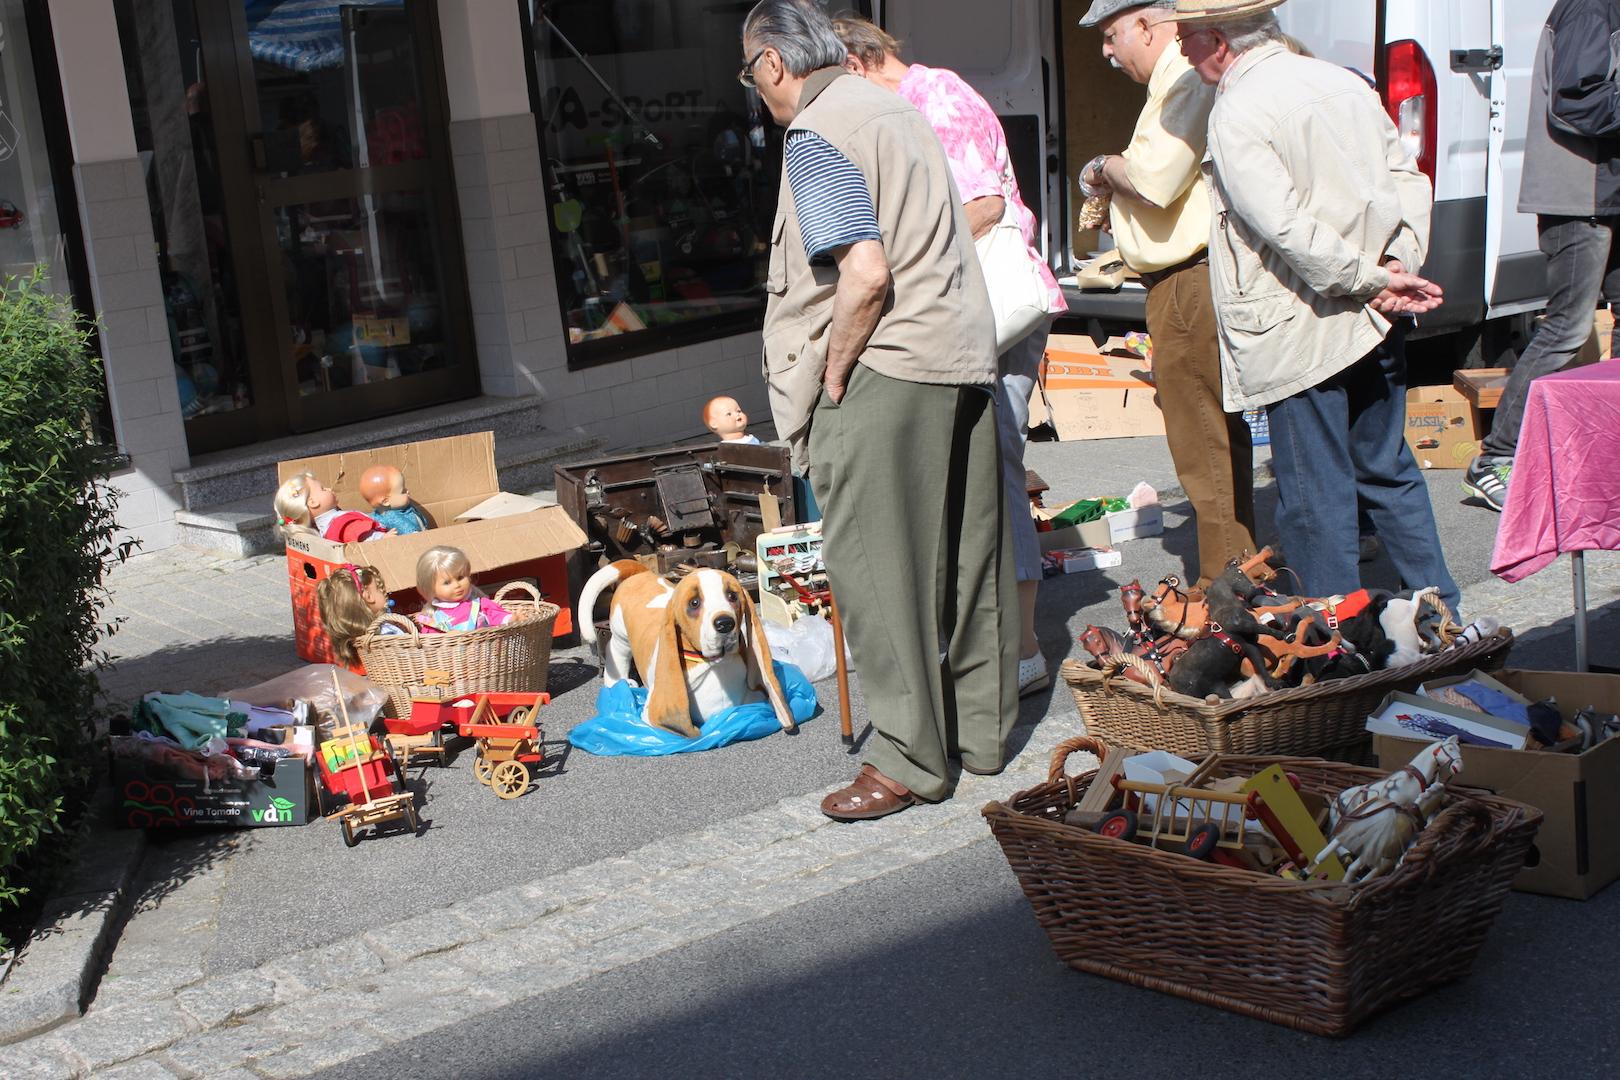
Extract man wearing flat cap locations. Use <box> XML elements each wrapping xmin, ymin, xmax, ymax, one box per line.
<box><xmin>1175</xmin><ymin>0</ymin><xmax>1461</xmax><ymax>613</ymax></box>
<box><xmin>1078</xmin><ymin>0</ymin><xmax>1254</xmax><ymax>589</ymax></box>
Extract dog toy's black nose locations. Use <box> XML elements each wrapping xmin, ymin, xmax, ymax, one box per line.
<box><xmin>713</xmin><ymin>615</ymin><xmax>736</xmax><ymax>635</ymax></box>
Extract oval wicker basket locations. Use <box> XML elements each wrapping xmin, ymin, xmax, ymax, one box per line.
<box><xmin>356</xmin><ymin>581</ymin><xmax>558</xmax><ymax>719</ymax></box>
<box><xmin>982</xmin><ymin>736</ymin><xmax>1542</xmax><ymax>1036</ymax></box>
<box><xmin>1061</xmin><ymin>627</ymin><xmax>1514</xmax><ymax>760</ymax></box>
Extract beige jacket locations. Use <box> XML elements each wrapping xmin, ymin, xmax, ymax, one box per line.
<box><xmin>1204</xmin><ymin>45</ymin><xmax>1431</xmax><ymax>410</ymax></box>
<box><xmin>764</xmin><ymin>69</ymin><xmax>996</xmax><ymax>471</ymax></box>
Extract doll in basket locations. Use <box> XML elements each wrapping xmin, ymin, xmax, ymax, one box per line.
<box><xmin>273</xmin><ymin>472</ymin><xmax>393</xmax><ymax>543</ymax></box>
<box><xmin>316</xmin><ymin>563</ymin><xmax>406</xmax><ymax>665</ymax></box>
<box><xmin>413</xmin><ymin>546</ymin><xmax>514</xmax><ymax>634</ymax></box>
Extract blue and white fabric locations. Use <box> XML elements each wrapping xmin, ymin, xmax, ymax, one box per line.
<box><xmin>245</xmin><ymin>0</ymin><xmax>402</xmax><ymax>73</ymax></box>
<box><xmin>784</xmin><ymin>131</ymin><xmax>881</xmax><ymax>263</ymax></box>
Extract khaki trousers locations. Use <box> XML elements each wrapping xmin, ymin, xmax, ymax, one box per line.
<box><xmin>1145</xmin><ymin>263</ymin><xmax>1257</xmax><ymax>584</ymax></box>
<box><xmin>810</xmin><ymin>365</ymin><xmax>1018</xmax><ymax>800</ymax></box>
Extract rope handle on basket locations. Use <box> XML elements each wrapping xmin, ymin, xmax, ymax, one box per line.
<box><xmin>365</xmin><ymin>612</ymin><xmax>421</xmax><ymax>640</ymax></box>
<box><xmin>1047</xmin><ymin>736</ymin><xmax>1113</xmax><ymax>784</ymax></box>
<box><xmin>1098</xmin><ymin>653</ymin><xmax>1168</xmax><ymax>709</ymax></box>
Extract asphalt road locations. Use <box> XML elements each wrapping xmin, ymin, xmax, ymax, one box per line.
<box><xmin>127</xmin><ymin>432</ymin><xmax>1612</xmax><ymax>979</ymax></box>
<box><xmin>320</xmin><ymin>838</ymin><xmax>1620</xmax><ymax>1080</ymax></box>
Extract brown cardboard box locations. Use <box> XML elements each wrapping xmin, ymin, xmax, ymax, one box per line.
<box><xmin>1404</xmin><ymin>385</ymin><xmax>1479</xmax><ymax>469</ymax></box>
<box><xmin>1037</xmin><ymin>336</ymin><xmax>1164</xmax><ymax>440</ymax></box>
<box><xmin>1035</xmin><ymin>501</ymin><xmax>1164</xmax><ymax>553</ymax></box>
<box><xmin>278</xmin><ymin>432</ymin><xmax>587</xmax><ymax>661</ymax></box>
<box><xmin>1375</xmin><ymin>668</ymin><xmax>1620</xmax><ymax>899</ymax></box>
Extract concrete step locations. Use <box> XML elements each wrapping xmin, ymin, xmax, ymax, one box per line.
<box><xmin>175</xmin><ymin>395</ymin><xmax>558</xmax><ymax>512</ymax></box>
<box><xmin>174</xmin><ymin>428</ymin><xmax>602</xmax><ymax>558</ymax></box>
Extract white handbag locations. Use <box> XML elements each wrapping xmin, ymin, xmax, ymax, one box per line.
<box><xmin>973</xmin><ymin>202</ymin><xmax>1049</xmax><ymax>355</ymax></box>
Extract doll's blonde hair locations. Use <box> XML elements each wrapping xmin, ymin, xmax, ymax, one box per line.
<box><xmin>273</xmin><ymin>472</ymin><xmax>319</xmax><ymax>539</ymax></box>
<box><xmin>416</xmin><ymin>545</ymin><xmax>473</xmax><ymax>602</ymax></box>
<box><xmin>315</xmin><ymin>563</ymin><xmax>384</xmax><ymax>665</ymax></box>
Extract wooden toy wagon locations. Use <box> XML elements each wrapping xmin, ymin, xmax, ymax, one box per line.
<box><xmin>315</xmin><ymin>727</ymin><xmax>418</xmax><ymax>846</ymax></box>
<box><xmin>410</xmin><ymin>691</ymin><xmax>551</xmax><ymax>800</ymax></box>
<box><xmin>382</xmin><ymin>706</ymin><xmax>451</xmax><ymax>772</ymax></box>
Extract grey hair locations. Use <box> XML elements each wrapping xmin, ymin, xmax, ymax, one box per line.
<box><xmin>1209</xmin><ymin>12</ymin><xmax>1284</xmax><ymax>54</ymax></box>
<box><xmin>743</xmin><ymin>1</ymin><xmax>849</xmax><ymax>77</ymax></box>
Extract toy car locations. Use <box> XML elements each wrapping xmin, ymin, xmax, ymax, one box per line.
<box><xmin>409</xmin><ymin>692</ymin><xmax>550</xmax><ymax>800</ymax></box>
<box><xmin>315</xmin><ymin>726</ymin><xmax>418</xmax><ymax>846</ymax></box>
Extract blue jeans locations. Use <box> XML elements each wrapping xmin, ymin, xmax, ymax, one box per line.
<box><xmin>1265</xmin><ymin>325</ymin><xmax>1462</xmax><ymax>615</ymax></box>
<box><xmin>1480</xmin><ymin>215</ymin><xmax>1614</xmax><ymax>459</ymax></box>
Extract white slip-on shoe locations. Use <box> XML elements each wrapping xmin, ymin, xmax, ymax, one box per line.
<box><xmin>1018</xmin><ymin>652</ymin><xmax>1050</xmax><ymax>697</ymax></box>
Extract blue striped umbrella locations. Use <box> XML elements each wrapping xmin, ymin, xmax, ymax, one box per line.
<box><xmin>244</xmin><ymin>0</ymin><xmax>403</xmax><ymax>73</ymax></box>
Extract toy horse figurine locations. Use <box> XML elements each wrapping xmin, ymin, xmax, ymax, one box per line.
<box><xmin>1144</xmin><ymin>575</ymin><xmax>1209</xmax><ymax>641</ymax></box>
<box><xmin>1253</xmin><ymin>611</ymin><xmax>1344</xmax><ymax>685</ymax></box>
<box><xmin>1329</xmin><ymin>735</ymin><xmax>1462</xmax><ymax>829</ymax></box>
<box><xmin>1307</xmin><ymin>781</ymin><xmax>1448</xmax><ymax>883</ymax></box>
<box><xmin>1079</xmin><ymin>624</ymin><xmax>1186</xmax><ymax>686</ymax></box>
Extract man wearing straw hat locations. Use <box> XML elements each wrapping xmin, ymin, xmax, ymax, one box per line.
<box><xmin>1077</xmin><ymin>0</ymin><xmax>1255</xmax><ymax>590</ymax></box>
<box><xmin>1175</xmin><ymin>0</ymin><xmax>1462</xmax><ymax>614</ymax></box>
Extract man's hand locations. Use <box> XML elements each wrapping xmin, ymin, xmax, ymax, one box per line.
<box><xmin>1370</xmin><ymin>262</ymin><xmax>1444</xmax><ymax>315</ymax></box>
<box><xmin>825</xmin><ymin>240</ymin><xmax>890</xmax><ymax>403</ymax></box>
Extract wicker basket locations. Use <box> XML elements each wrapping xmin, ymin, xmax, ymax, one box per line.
<box><xmin>1062</xmin><ymin>628</ymin><xmax>1514</xmax><ymax>759</ymax></box>
<box><xmin>983</xmin><ymin>737</ymin><xmax>1541</xmax><ymax>1037</ymax></box>
<box><xmin>356</xmin><ymin>582</ymin><xmax>558</xmax><ymax>719</ymax></box>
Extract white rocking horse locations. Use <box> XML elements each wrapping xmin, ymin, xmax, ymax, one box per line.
<box><xmin>1329</xmin><ymin>735</ymin><xmax>1462</xmax><ymax>830</ymax></box>
<box><xmin>1308</xmin><ymin>781</ymin><xmax>1448</xmax><ymax>883</ymax></box>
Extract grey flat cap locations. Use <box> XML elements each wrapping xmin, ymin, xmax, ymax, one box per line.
<box><xmin>1079</xmin><ymin>0</ymin><xmax>1176</xmax><ymax>28</ymax></box>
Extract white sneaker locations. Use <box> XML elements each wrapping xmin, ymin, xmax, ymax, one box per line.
<box><xmin>1018</xmin><ymin>652</ymin><xmax>1050</xmax><ymax>697</ymax></box>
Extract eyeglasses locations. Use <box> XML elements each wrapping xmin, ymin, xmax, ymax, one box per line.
<box><xmin>1176</xmin><ymin>27</ymin><xmax>1214</xmax><ymax>45</ymax></box>
<box><xmin>738</xmin><ymin>49</ymin><xmax>766</xmax><ymax>87</ymax></box>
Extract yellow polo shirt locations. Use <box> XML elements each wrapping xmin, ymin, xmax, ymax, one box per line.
<box><xmin>1109</xmin><ymin>46</ymin><xmax>1215</xmax><ymax>274</ymax></box>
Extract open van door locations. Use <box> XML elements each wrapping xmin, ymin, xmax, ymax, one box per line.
<box><xmin>1483</xmin><ymin>0</ymin><xmax>1555</xmax><ymax>317</ymax></box>
<box><xmin>875</xmin><ymin>0</ymin><xmax>1063</xmax><ymax>265</ymax></box>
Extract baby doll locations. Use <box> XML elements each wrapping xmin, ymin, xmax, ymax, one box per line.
<box><xmin>358</xmin><ymin>464</ymin><xmax>432</xmax><ymax>535</ymax></box>
<box><xmin>412</xmin><ymin>545</ymin><xmax>513</xmax><ymax>634</ymax></box>
<box><xmin>315</xmin><ymin>563</ymin><xmax>404</xmax><ymax>666</ymax></box>
<box><xmin>703</xmin><ymin>395</ymin><xmax>760</xmax><ymax>444</ymax></box>
<box><xmin>273</xmin><ymin>472</ymin><xmax>392</xmax><ymax>543</ymax></box>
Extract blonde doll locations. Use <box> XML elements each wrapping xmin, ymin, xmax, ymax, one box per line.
<box><xmin>413</xmin><ymin>546</ymin><xmax>513</xmax><ymax>634</ymax></box>
<box><xmin>273</xmin><ymin>472</ymin><xmax>391</xmax><ymax>543</ymax></box>
<box><xmin>315</xmin><ymin>563</ymin><xmax>403</xmax><ymax>665</ymax></box>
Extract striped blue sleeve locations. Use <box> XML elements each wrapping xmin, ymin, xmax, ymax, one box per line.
<box><xmin>784</xmin><ymin>131</ymin><xmax>881</xmax><ymax>263</ymax></box>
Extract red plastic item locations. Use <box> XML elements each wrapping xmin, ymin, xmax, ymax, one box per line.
<box><xmin>315</xmin><ymin>734</ymin><xmax>397</xmax><ymax>803</ymax></box>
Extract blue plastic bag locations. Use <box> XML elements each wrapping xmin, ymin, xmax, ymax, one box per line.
<box><xmin>567</xmin><ymin>661</ymin><xmax>819</xmax><ymax>756</ymax></box>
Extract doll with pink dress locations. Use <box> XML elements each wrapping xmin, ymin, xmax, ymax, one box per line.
<box><xmin>412</xmin><ymin>545</ymin><xmax>513</xmax><ymax>633</ymax></box>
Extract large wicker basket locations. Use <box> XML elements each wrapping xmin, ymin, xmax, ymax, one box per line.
<box><xmin>1062</xmin><ymin>628</ymin><xmax>1514</xmax><ymax>759</ymax></box>
<box><xmin>983</xmin><ymin>737</ymin><xmax>1541</xmax><ymax>1037</ymax></box>
<box><xmin>356</xmin><ymin>582</ymin><xmax>558</xmax><ymax>719</ymax></box>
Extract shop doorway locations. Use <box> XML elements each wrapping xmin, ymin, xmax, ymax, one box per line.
<box><xmin>117</xmin><ymin>1</ymin><xmax>476</xmax><ymax>454</ymax></box>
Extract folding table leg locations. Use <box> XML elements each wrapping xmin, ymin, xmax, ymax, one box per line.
<box><xmin>1573</xmin><ymin>551</ymin><xmax>1589</xmax><ymax>674</ymax></box>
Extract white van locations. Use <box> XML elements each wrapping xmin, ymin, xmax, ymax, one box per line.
<box><xmin>874</xmin><ymin>0</ymin><xmax>1553</xmax><ymax>364</ymax></box>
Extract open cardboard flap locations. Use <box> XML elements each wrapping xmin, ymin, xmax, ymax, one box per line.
<box><xmin>278</xmin><ymin>431</ymin><xmax>587</xmax><ymax>595</ymax></box>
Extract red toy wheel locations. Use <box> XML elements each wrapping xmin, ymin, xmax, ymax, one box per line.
<box><xmin>1095</xmin><ymin>809</ymin><xmax>1138</xmax><ymax>840</ymax></box>
<box><xmin>1184</xmin><ymin>822</ymin><xmax>1222</xmax><ymax>860</ymax></box>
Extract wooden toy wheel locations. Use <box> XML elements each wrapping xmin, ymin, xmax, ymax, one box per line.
<box><xmin>474</xmin><ymin>756</ymin><xmax>494</xmax><ymax>786</ymax></box>
<box><xmin>1184</xmin><ymin>822</ymin><xmax>1222</xmax><ymax>861</ymax></box>
<box><xmin>491</xmin><ymin>760</ymin><xmax>528</xmax><ymax>800</ymax></box>
<box><xmin>505</xmin><ymin>706</ymin><xmax>531</xmax><ymax>726</ymax></box>
<box><xmin>1095</xmin><ymin>809</ymin><xmax>1138</xmax><ymax>840</ymax></box>
<box><xmin>341</xmin><ymin>816</ymin><xmax>360</xmax><ymax>847</ymax></box>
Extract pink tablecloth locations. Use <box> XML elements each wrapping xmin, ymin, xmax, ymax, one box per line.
<box><xmin>1490</xmin><ymin>359</ymin><xmax>1620</xmax><ymax>582</ymax></box>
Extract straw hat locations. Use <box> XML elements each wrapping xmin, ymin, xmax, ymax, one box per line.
<box><xmin>1173</xmin><ymin>0</ymin><xmax>1287</xmax><ymax>23</ymax></box>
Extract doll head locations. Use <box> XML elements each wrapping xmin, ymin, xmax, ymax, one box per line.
<box><xmin>703</xmin><ymin>396</ymin><xmax>750</xmax><ymax>441</ymax></box>
<box><xmin>358</xmin><ymin>464</ymin><xmax>410</xmax><ymax>510</ymax></box>
<box><xmin>416</xmin><ymin>545</ymin><xmax>474</xmax><ymax>605</ymax></box>
<box><xmin>272</xmin><ymin>472</ymin><xmax>338</xmax><ymax>535</ymax></box>
<box><xmin>315</xmin><ymin>563</ymin><xmax>387</xmax><ymax>665</ymax></box>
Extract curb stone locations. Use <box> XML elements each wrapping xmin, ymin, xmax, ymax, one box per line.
<box><xmin>0</xmin><ymin>800</ymin><xmax>147</xmax><ymax>1046</ymax></box>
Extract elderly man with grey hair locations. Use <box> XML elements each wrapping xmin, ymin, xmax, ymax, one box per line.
<box><xmin>1175</xmin><ymin>0</ymin><xmax>1461</xmax><ymax>614</ymax></box>
<box><xmin>741</xmin><ymin>0</ymin><xmax>1017</xmax><ymax>820</ymax></box>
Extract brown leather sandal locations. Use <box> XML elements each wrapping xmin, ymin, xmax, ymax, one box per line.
<box><xmin>820</xmin><ymin>764</ymin><xmax>918</xmax><ymax>822</ymax></box>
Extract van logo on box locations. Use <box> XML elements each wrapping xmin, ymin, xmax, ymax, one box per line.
<box><xmin>250</xmin><ymin>797</ymin><xmax>297</xmax><ymax>824</ymax></box>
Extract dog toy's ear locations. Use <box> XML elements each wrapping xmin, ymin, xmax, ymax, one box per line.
<box><xmin>645</xmin><ymin>604</ymin><xmax>698</xmax><ymax>737</ymax></box>
<box><xmin>740</xmin><ymin>589</ymin><xmax>796</xmax><ymax>732</ymax></box>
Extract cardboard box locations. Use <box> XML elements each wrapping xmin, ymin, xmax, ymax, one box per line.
<box><xmin>1037</xmin><ymin>336</ymin><xmax>1164</xmax><ymax>440</ymax></box>
<box><xmin>1374</xmin><ymin>668</ymin><xmax>1620</xmax><ymax>899</ymax></box>
<box><xmin>1404</xmin><ymin>385</ymin><xmax>1479</xmax><ymax>469</ymax></box>
<box><xmin>1035</xmin><ymin>501</ymin><xmax>1164</xmax><ymax>553</ymax></box>
<box><xmin>279</xmin><ymin>432</ymin><xmax>587</xmax><ymax>662</ymax></box>
<box><xmin>1041</xmin><ymin>546</ymin><xmax>1122</xmax><ymax>576</ymax></box>
<box><xmin>110</xmin><ymin>736</ymin><xmax>313</xmax><ymax>828</ymax></box>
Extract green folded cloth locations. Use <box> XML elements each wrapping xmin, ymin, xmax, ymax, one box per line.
<box><xmin>133</xmin><ymin>692</ymin><xmax>249</xmax><ymax>750</ymax></box>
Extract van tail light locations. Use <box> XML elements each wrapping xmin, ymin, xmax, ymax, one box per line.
<box><xmin>1382</xmin><ymin>39</ymin><xmax>1438</xmax><ymax>186</ymax></box>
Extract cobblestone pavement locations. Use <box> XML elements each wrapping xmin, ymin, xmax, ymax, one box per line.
<box><xmin>7</xmin><ymin>544</ymin><xmax>1616</xmax><ymax>1077</ymax></box>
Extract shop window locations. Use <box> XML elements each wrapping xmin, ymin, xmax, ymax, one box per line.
<box><xmin>521</xmin><ymin>0</ymin><xmax>869</xmax><ymax>367</ymax></box>
<box><xmin>0</xmin><ymin>0</ymin><xmax>73</xmax><ymax>292</ymax></box>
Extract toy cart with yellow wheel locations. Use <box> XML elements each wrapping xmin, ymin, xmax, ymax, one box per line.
<box><xmin>450</xmin><ymin>691</ymin><xmax>550</xmax><ymax>800</ymax></box>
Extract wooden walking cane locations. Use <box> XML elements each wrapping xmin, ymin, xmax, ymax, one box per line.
<box><xmin>827</xmin><ymin>589</ymin><xmax>854</xmax><ymax>746</ymax></box>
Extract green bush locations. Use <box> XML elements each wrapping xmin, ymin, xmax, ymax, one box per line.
<box><xmin>0</xmin><ymin>269</ymin><xmax>128</xmax><ymax>918</ymax></box>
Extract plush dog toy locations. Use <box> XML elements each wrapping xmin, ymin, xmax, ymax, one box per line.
<box><xmin>577</xmin><ymin>560</ymin><xmax>795</xmax><ymax>737</ymax></box>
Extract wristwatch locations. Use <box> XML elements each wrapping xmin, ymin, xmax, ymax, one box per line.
<box><xmin>1079</xmin><ymin>154</ymin><xmax>1110</xmax><ymax>199</ymax></box>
